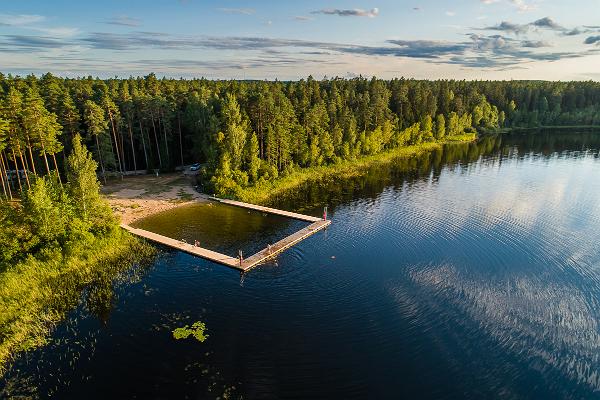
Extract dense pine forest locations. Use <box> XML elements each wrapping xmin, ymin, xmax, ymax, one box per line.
<box><xmin>1</xmin><ymin>73</ymin><xmax>600</xmax><ymax>199</ymax></box>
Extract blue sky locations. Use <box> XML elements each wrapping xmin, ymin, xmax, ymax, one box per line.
<box><xmin>1</xmin><ymin>0</ymin><xmax>599</xmax><ymax>80</ymax></box>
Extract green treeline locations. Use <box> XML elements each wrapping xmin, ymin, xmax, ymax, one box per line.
<box><xmin>1</xmin><ymin>73</ymin><xmax>600</xmax><ymax>199</ymax></box>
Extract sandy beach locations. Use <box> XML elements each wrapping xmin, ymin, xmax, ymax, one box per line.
<box><xmin>101</xmin><ymin>173</ymin><xmax>208</xmax><ymax>225</ymax></box>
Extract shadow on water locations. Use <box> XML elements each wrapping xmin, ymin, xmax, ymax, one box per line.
<box><xmin>3</xmin><ymin>129</ymin><xmax>600</xmax><ymax>399</ymax></box>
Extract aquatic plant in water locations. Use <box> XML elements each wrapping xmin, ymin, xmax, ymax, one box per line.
<box><xmin>172</xmin><ymin>321</ymin><xmax>208</xmax><ymax>342</ymax></box>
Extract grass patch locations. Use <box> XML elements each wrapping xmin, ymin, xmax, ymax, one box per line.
<box><xmin>0</xmin><ymin>229</ymin><xmax>155</xmax><ymax>375</ymax></box>
<box><xmin>140</xmin><ymin>185</ymin><xmax>171</xmax><ymax>197</ymax></box>
<box><xmin>445</xmin><ymin>133</ymin><xmax>477</xmax><ymax>142</ymax></box>
<box><xmin>177</xmin><ymin>189</ymin><xmax>194</xmax><ymax>202</ymax></box>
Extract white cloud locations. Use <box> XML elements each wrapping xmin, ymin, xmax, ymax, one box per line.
<box><xmin>217</xmin><ymin>8</ymin><xmax>255</xmax><ymax>15</ymax></box>
<box><xmin>31</xmin><ymin>26</ymin><xmax>80</xmax><ymax>37</ymax></box>
<box><xmin>480</xmin><ymin>0</ymin><xmax>537</xmax><ymax>11</ymax></box>
<box><xmin>104</xmin><ymin>15</ymin><xmax>142</xmax><ymax>27</ymax></box>
<box><xmin>0</xmin><ymin>14</ymin><xmax>45</xmax><ymax>26</ymax></box>
<box><xmin>511</xmin><ymin>0</ymin><xmax>538</xmax><ymax>12</ymax></box>
<box><xmin>0</xmin><ymin>13</ymin><xmax>78</xmax><ymax>38</ymax></box>
<box><xmin>311</xmin><ymin>8</ymin><xmax>379</xmax><ymax>18</ymax></box>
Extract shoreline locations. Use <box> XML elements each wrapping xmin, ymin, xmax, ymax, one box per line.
<box><xmin>102</xmin><ymin>125</ymin><xmax>599</xmax><ymax>217</ymax></box>
<box><xmin>231</xmin><ymin>136</ymin><xmax>475</xmax><ymax>205</ymax></box>
<box><xmin>102</xmin><ymin>138</ymin><xmax>477</xmax><ymax>221</ymax></box>
<box><xmin>480</xmin><ymin>125</ymin><xmax>600</xmax><ymax>135</ymax></box>
<box><xmin>0</xmin><ymin>230</ymin><xmax>155</xmax><ymax>375</ymax></box>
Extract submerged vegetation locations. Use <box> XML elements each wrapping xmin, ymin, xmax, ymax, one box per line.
<box><xmin>0</xmin><ymin>135</ymin><xmax>154</xmax><ymax>374</ymax></box>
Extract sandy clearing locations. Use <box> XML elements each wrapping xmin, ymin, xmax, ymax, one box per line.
<box><xmin>101</xmin><ymin>173</ymin><xmax>209</xmax><ymax>225</ymax></box>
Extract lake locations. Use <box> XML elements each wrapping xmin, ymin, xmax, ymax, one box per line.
<box><xmin>2</xmin><ymin>129</ymin><xmax>600</xmax><ymax>399</ymax></box>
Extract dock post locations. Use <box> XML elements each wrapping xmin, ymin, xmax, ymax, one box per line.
<box><xmin>239</xmin><ymin>250</ymin><xmax>243</xmax><ymax>267</ymax></box>
<box><xmin>323</xmin><ymin>206</ymin><xmax>328</xmax><ymax>221</ymax></box>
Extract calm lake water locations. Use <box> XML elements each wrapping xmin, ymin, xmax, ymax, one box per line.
<box><xmin>2</xmin><ymin>130</ymin><xmax>600</xmax><ymax>399</ymax></box>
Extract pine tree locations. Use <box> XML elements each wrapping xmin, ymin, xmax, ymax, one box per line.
<box><xmin>245</xmin><ymin>133</ymin><xmax>260</xmax><ymax>183</ymax></box>
<box><xmin>1</xmin><ymin>87</ymin><xmax>29</xmax><ymax>189</ymax></box>
<box><xmin>84</xmin><ymin>100</ymin><xmax>110</xmax><ymax>183</ymax></box>
<box><xmin>421</xmin><ymin>115</ymin><xmax>434</xmax><ymax>141</ymax></box>
<box><xmin>22</xmin><ymin>88</ymin><xmax>63</xmax><ymax>178</ymax></box>
<box><xmin>66</xmin><ymin>134</ymin><xmax>114</xmax><ymax>230</ymax></box>
<box><xmin>0</xmin><ymin>118</ymin><xmax>11</xmax><ymax>199</ymax></box>
<box><xmin>435</xmin><ymin>114</ymin><xmax>446</xmax><ymax>140</ymax></box>
<box><xmin>220</xmin><ymin>94</ymin><xmax>248</xmax><ymax>171</ymax></box>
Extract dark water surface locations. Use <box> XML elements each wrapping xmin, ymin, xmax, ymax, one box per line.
<box><xmin>3</xmin><ymin>130</ymin><xmax>600</xmax><ymax>399</ymax></box>
<box><xmin>131</xmin><ymin>202</ymin><xmax>310</xmax><ymax>259</ymax></box>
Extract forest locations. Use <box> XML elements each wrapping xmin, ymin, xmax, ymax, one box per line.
<box><xmin>1</xmin><ymin>73</ymin><xmax>600</xmax><ymax>200</ymax></box>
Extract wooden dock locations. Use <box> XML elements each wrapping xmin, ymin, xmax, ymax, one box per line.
<box><xmin>121</xmin><ymin>224</ymin><xmax>240</xmax><ymax>268</ymax></box>
<box><xmin>240</xmin><ymin>219</ymin><xmax>330</xmax><ymax>269</ymax></box>
<box><xmin>122</xmin><ymin>199</ymin><xmax>330</xmax><ymax>272</ymax></box>
<box><xmin>209</xmin><ymin>197</ymin><xmax>322</xmax><ymax>222</ymax></box>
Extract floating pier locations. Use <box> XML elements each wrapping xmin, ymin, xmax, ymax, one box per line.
<box><xmin>208</xmin><ymin>197</ymin><xmax>322</xmax><ymax>223</ymax></box>
<box><xmin>122</xmin><ymin>198</ymin><xmax>330</xmax><ymax>272</ymax></box>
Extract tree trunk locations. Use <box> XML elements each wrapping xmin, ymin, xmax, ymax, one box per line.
<box><xmin>52</xmin><ymin>153</ymin><xmax>62</xmax><ymax>184</ymax></box>
<box><xmin>0</xmin><ymin>154</ymin><xmax>7</xmax><ymax>199</ymax></box>
<box><xmin>10</xmin><ymin>148</ymin><xmax>22</xmax><ymax>192</ymax></box>
<box><xmin>129</xmin><ymin>120</ymin><xmax>138</xmax><ymax>173</ymax></box>
<box><xmin>0</xmin><ymin>153</ymin><xmax>13</xmax><ymax>200</ymax></box>
<box><xmin>17</xmin><ymin>148</ymin><xmax>30</xmax><ymax>189</ymax></box>
<box><xmin>26</xmin><ymin>135</ymin><xmax>37</xmax><ymax>176</ymax></box>
<box><xmin>139</xmin><ymin>120</ymin><xmax>149</xmax><ymax>170</ymax></box>
<box><xmin>95</xmin><ymin>134</ymin><xmax>107</xmax><ymax>184</ymax></box>
<box><xmin>120</xmin><ymin>126</ymin><xmax>126</xmax><ymax>171</ymax></box>
<box><xmin>22</xmin><ymin>148</ymin><xmax>31</xmax><ymax>173</ymax></box>
<box><xmin>107</xmin><ymin>132</ymin><xmax>117</xmax><ymax>173</ymax></box>
<box><xmin>160</xmin><ymin>112</ymin><xmax>170</xmax><ymax>165</ymax></box>
<box><xmin>178</xmin><ymin>112</ymin><xmax>184</xmax><ymax>168</ymax></box>
<box><xmin>0</xmin><ymin>152</ymin><xmax>13</xmax><ymax>200</ymax></box>
<box><xmin>150</xmin><ymin>115</ymin><xmax>162</xmax><ymax>168</ymax></box>
<box><xmin>108</xmin><ymin>109</ymin><xmax>124</xmax><ymax>176</ymax></box>
<box><xmin>39</xmin><ymin>138</ymin><xmax>52</xmax><ymax>176</ymax></box>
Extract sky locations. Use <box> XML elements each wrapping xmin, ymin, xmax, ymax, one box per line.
<box><xmin>1</xmin><ymin>0</ymin><xmax>600</xmax><ymax>80</ymax></box>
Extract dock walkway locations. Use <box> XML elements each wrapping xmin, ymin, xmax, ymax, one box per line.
<box><xmin>209</xmin><ymin>197</ymin><xmax>321</xmax><ymax>222</ymax></box>
<box><xmin>241</xmin><ymin>219</ymin><xmax>330</xmax><ymax>269</ymax></box>
<box><xmin>123</xmin><ymin>199</ymin><xmax>330</xmax><ymax>272</ymax></box>
<box><xmin>121</xmin><ymin>224</ymin><xmax>240</xmax><ymax>267</ymax></box>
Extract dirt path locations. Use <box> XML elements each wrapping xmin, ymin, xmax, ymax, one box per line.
<box><xmin>101</xmin><ymin>173</ymin><xmax>209</xmax><ymax>225</ymax></box>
